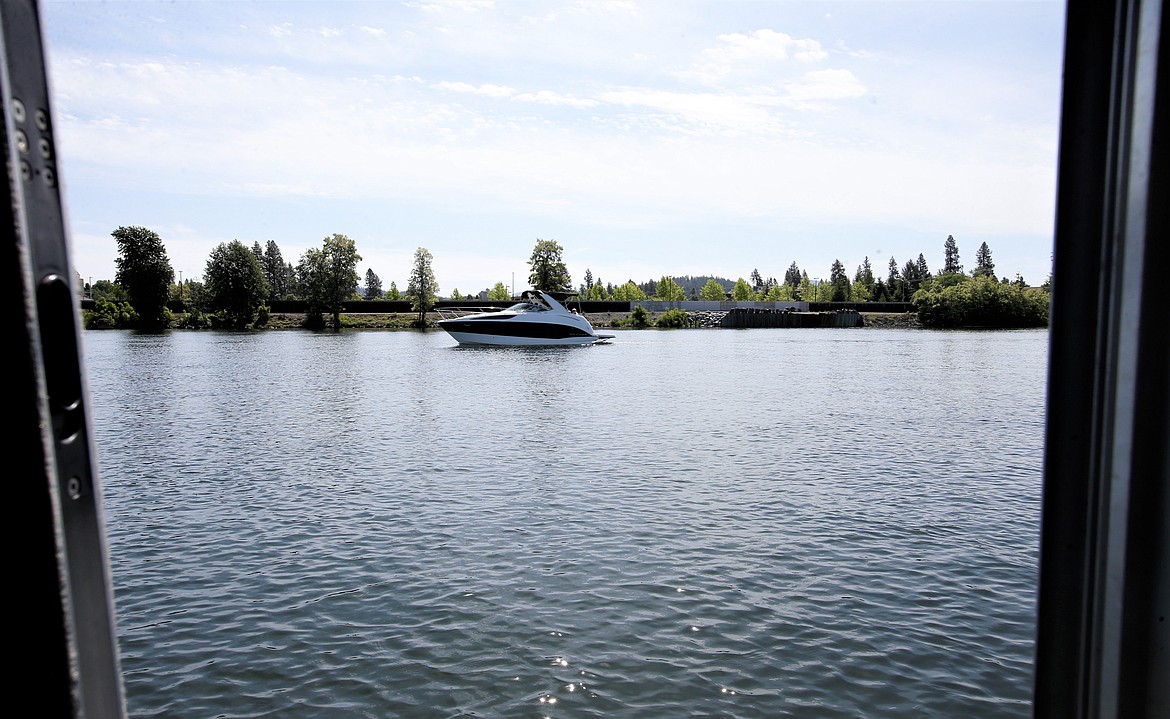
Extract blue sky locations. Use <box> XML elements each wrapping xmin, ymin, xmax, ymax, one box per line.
<box><xmin>43</xmin><ymin>0</ymin><xmax>1066</xmax><ymax>295</ymax></box>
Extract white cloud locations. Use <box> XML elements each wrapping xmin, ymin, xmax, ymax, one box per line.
<box><xmin>784</xmin><ymin>69</ymin><xmax>866</xmax><ymax>106</ymax></box>
<box><xmin>514</xmin><ymin>90</ymin><xmax>598</xmax><ymax>108</ymax></box>
<box><xmin>360</xmin><ymin>26</ymin><xmax>387</xmax><ymax>38</ymax></box>
<box><xmin>684</xmin><ymin>29</ymin><xmax>829</xmax><ymax>87</ymax></box>
<box><xmin>434</xmin><ymin>81</ymin><xmax>516</xmax><ymax>97</ymax></box>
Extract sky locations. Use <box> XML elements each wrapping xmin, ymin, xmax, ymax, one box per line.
<box><xmin>42</xmin><ymin>0</ymin><xmax>1067</xmax><ymax>295</ymax></box>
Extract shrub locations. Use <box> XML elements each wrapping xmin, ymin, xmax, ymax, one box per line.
<box><xmin>656</xmin><ymin>308</ymin><xmax>690</xmax><ymax>328</ymax></box>
<box><xmin>84</xmin><ymin>299</ymin><xmax>137</xmax><ymax>329</ymax></box>
<box><xmin>912</xmin><ymin>276</ymin><xmax>1050</xmax><ymax>328</ymax></box>
<box><xmin>612</xmin><ymin>305</ymin><xmax>651</xmax><ymax>328</ymax></box>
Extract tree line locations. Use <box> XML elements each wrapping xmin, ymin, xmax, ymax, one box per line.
<box><xmin>85</xmin><ymin>227</ymin><xmax>442</xmax><ymax>330</ymax></box>
<box><xmin>84</xmin><ymin>229</ymin><xmax>1049</xmax><ymax>331</ymax></box>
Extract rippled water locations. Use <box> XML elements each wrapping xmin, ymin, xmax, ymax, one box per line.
<box><xmin>82</xmin><ymin>326</ymin><xmax>1049</xmax><ymax>718</ymax></box>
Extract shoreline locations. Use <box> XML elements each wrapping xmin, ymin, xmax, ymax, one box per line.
<box><xmin>251</xmin><ymin>311</ymin><xmax>922</xmax><ymax>331</ymax></box>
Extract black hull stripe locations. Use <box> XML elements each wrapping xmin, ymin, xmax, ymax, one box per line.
<box><xmin>439</xmin><ymin>320</ymin><xmax>594</xmax><ymax>339</ymax></box>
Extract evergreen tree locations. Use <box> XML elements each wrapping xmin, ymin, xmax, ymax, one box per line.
<box><xmin>943</xmin><ymin>234</ymin><xmax>963</xmax><ymax>274</ymax></box>
<box><xmin>750</xmin><ymin>268</ymin><xmax>764</xmax><ymax>293</ymax></box>
<box><xmin>113</xmin><ymin>225</ymin><xmax>174</xmax><ymax>330</ymax></box>
<box><xmin>857</xmin><ymin>256</ymin><xmax>875</xmax><ymax>290</ymax></box>
<box><xmin>784</xmin><ymin>262</ymin><xmax>802</xmax><ymax>292</ymax></box>
<box><xmin>916</xmin><ymin>253</ymin><xmax>931</xmax><ymax>281</ymax></box>
<box><xmin>363</xmin><ymin>268</ymin><xmax>383</xmax><ymax>299</ymax></box>
<box><xmin>406</xmin><ymin>247</ymin><xmax>439</xmax><ymax>327</ymax></box>
<box><xmin>386</xmin><ymin>281</ymin><xmax>402</xmax><ymax>300</ymax></box>
<box><xmin>902</xmin><ymin>259</ymin><xmax>921</xmax><ymax>300</ymax></box>
<box><xmin>829</xmin><ymin>259</ymin><xmax>851</xmax><ymax>301</ymax></box>
<box><xmin>205</xmin><ymin>239</ymin><xmax>268</xmax><ymax>328</ymax></box>
<box><xmin>262</xmin><ymin>240</ymin><xmax>287</xmax><ymax>300</ymax></box>
<box><xmin>973</xmin><ymin>241</ymin><xmax>996</xmax><ymax>277</ymax></box>
<box><xmin>528</xmin><ymin>239</ymin><xmax>571</xmax><ymax>292</ymax></box>
<box><xmin>584</xmin><ymin>268</ymin><xmax>594</xmax><ymax>290</ymax></box>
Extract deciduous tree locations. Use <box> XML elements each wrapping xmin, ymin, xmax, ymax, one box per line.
<box><xmin>611</xmin><ymin>281</ymin><xmax>647</xmax><ymax>301</ymax></box>
<box><xmin>113</xmin><ymin>225</ymin><xmax>174</xmax><ymax>330</ymax></box>
<box><xmin>699</xmin><ymin>279</ymin><xmax>727</xmax><ymax>301</ymax></box>
<box><xmin>528</xmin><ymin>239</ymin><xmax>571</xmax><ymax>292</ymax></box>
<box><xmin>655</xmin><ymin>276</ymin><xmax>686</xmax><ymax>301</ymax></box>
<box><xmin>488</xmin><ymin>282</ymin><xmax>510</xmax><ymax>300</ymax></box>
<box><xmin>205</xmin><ymin>240</ymin><xmax>268</xmax><ymax>328</ymax></box>
<box><xmin>406</xmin><ymin>247</ymin><xmax>439</xmax><ymax>327</ymax></box>
<box><xmin>297</xmin><ymin>233</ymin><xmax>362</xmax><ymax>329</ymax></box>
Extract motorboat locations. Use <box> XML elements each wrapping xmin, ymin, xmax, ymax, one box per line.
<box><xmin>436</xmin><ymin>289</ymin><xmax>614</xmax><ymax>346</ymax></box>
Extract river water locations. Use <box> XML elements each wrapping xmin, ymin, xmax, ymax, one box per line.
<box><xmin>82</xmin><ymin>326</ymin><xmax>1049</xmax><ymax>718</ymax></box>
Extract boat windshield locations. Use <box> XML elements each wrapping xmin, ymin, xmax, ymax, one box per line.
<box><xmin>506</xmin><ymin>301</ymin><xmax>548</xmax><ymax>312</ymax></box>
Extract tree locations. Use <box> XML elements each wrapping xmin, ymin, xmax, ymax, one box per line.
<box><xmin>855</xmin><ymin>256</ymin><xmax>875</xmax><ymax>294</ymax></box>
<box><xmin>886</xmin><ymin>256</ymin><xmax>902</xmax><ymax>300</ymax></box>
<box><xmin>406</xmin><ymin>246</ymin><xmax>439</xmax><ymax>327</ymax></box>
<box><xmin>699</xmin><ymin>278</ymin><xmax>727</xmax><ymax>301</ymax></box>
<box><xmin>386</xmin><ymin>281</ymin><xmax>402</xmax><ymax>300</ymax></box>
<box><xmin>297</xmin><ymin>233</ymin><xmax>362</xmax><ymax>329</ymax></box>
<box><xmin>113</xmin><ymin>225</ymin><xmax>174</xmax><ymax>330</ymax></box>
<box><xmin>583</xmin><ymin>268</ymin><xmax>594</xmax><ymax>291</ymax></box>
<box><xmin>784</xmin><ymin>262</ymin><xmax>802</xmax><ymax>293</ymax></box>
<box><xmin>901</xmin><ymin>259</ymin><xmax>921</xmax><ymax>301</ymax></box>
<box><xmin>528</xmin><ymin>239</ymin><xmax>571</xmax><ymax>292</ymax></box>
<box><xmin>204</xmin><ymin>240</ymin><xmax>268</xmax><ymax>329</ymax></box>
<box><xmin>91</xmin><ymin>279</ymin><xmax>126</xmax><ymax>303</ymax></box>
<box><xmin>260</xmin><ymin>241</ymin><xmax>288</xmax><ymax>300</ymax></box>
<box><xmin>828</xmin><ymin>259</ymin><xmax>851</xmax><ymax>301</ymax></box>
<box><xmin>611</xmin><ymin>280</ymin><xmax>647</xmax><ymax>301</ymax></box>
<box><xmin>655</xmin><ymin>276</ymin><xmax>686</xmax><ymax>301</ymax></box>
<box><xmin>916</xmin><ymin>253</ymin><xmax>931</xmax><ymax>281</ymax></box>
<box><xmin>943</xmin><ymin>234</ymin><xmax>963</xmax><ymax>274</ymax></box>
<box><xmin>972</xmin><ymin>241</ymin><xmax>996</xmax><ymax>277</ymax></box>
<box><xmin>364</xmin><ymin>268</ymin><xmax>383</xmax><ymax>299</ymax></box>
<box><xmin>764</xmin><ymin>283</ymin><xmax>793</xmax><ymax>301</ymax></box>
<box><xmin>750</xmin><ymin>268</ymin><xmax>764</xmax><ymax>293</ymax></box>
<box><xmin>797</xmin><ymin>271</ymin><xmax>812</xmax><ymax>301</ymax></box>
<box><xmin>586</xmin><ymin>283</ymin><xmax>608</xmax><ymax>300</ymax></box>
<box><xmin>488</xmin><ymin>282</ymin><xmax>510</xmax><ymax>300</ymax></box>
<box><xmin>732</xmin><ymin>277</ymin><xmax>754</xmax><ymax>300</ymax></box>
